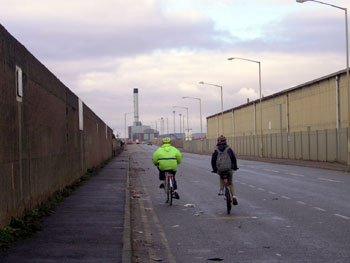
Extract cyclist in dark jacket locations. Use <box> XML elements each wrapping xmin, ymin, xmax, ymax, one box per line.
<box><xmin>211</xmin><ymin>135</ymin><xmax>238</xmax><ymax>205</ymax></box>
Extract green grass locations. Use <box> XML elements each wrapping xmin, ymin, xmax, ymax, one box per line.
<box><xmin>0</xmin><ymin>164</ymin><xmax>104</xmax><ymax>249</ymax></box>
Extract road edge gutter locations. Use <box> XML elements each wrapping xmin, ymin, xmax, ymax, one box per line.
<box><xmin>122</xmin><ymin>153</ymin><xmax>132</xmax><ymax>263</ymax></box>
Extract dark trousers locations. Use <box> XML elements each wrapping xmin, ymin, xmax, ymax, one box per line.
<box><xmin>158</xmin><ymin>168</ymin><xmax>177</xmax><ymax>190</ymax></box>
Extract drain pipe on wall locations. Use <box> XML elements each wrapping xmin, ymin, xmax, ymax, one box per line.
<box><xmin>336</xmin><ymin>75</ymin><xmax>340</xmax><ymax>129</ymax></box>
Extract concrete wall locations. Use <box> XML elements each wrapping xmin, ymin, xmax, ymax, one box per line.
<box><xmin>112</xmin><ymin>138</ymin><xmax>124</xmax><ymax>156</ymax></box>
<box><xmin>0</xmin><ymin>24</ymin><xmax>113</xmax><ymax>226</ymax></box>
<box><xmin>184</xmin><ymin>128</ymin><xmax>348</xmax><ymax>164</ymax></box>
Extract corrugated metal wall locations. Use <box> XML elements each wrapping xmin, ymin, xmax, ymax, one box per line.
<box><xmin>184</xmin><ymin>128</ymin><xmax>348</xmax><ymax>164</ymax></box>
<box><xmin>207</xmin><ymin>70</ymin><xmax>348</xmax><ymax>140</ymax></box>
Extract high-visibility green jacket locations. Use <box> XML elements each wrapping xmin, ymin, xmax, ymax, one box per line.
<box><xmin>152</xmin><ymin>143</ymin><xmax>182</xmax><ymax>171</ymax></box>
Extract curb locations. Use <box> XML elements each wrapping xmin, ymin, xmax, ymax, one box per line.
<box><xmin>182</xmin><ymin>149</ymin><xmax>350</xmax><ymax>173</ymax></box>
<box><xmin>122</xmin><ymin>153</ymin><xmax>132</xmax><ymax>263</ymax></box>
<box><xmin>237</xmin><ymin>155</ymin><xmax>350</xmax><ymax>173</ymax></box>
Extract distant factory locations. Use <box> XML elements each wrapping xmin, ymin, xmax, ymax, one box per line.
<box><xmin>128</xmin><ymin>88</ymin><xmax>158</xmax><ymax>142</ymax></box>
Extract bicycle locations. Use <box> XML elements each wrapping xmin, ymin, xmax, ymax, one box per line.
<box><xmin>222</xmin><ymin>173</ymin><xmax>233</xmax><ymax>214</ymax></box>
<box><xmin>212</xmin><ymin>171</ymin><xmax>234</xmax><ymax>214</ymax></box>
<box><xmin>164</xmin><ymin>171</ymin><xmax>175</xmax><ymax>206</ymax></box>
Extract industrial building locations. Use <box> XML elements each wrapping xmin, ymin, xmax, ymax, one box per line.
<box><xmin>184</xmin><ymin>68</ymin><xmax>350</xmax><ymax>164</ymax></box>
<box><xmin>207</xmin><ymin>68</ymin><xmax>348</xmax><ymax>138</ymax></box>
<box><xmin>128</xmin><ymin>88</ymin><xmax>158</xmax><ymax>142</ymax></box>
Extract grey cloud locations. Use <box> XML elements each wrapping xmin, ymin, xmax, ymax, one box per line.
<box><xmin>4</xmin><ymin>13</ymin><xmax>232</xmax><ymax>61</ymax></box>
<box><xmin>226</xmin><ymin>11</ymin><xmax>347</xmax><ymax>55</ymax></box>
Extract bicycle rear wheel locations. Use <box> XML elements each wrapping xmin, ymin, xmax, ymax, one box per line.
<box><xmin>168</xmin><ymin>176</ymin><xmax>173</xmax><ymax>206</ymax></box>
<box><xmin>165</xmin><ymin>174</ymin><xmax>169</xmax><ymax>203</ymax></box>
<box><xmin>225</xmin><ymin>186</ymin><xmax>232</xmax><ymax>214</ymax></box>
<box><xmin>169</xmin><ymin>186</ymin><xmax>173</xmax><ymax>206</ymax></box>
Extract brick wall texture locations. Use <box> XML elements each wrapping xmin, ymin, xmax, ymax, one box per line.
<box><xmin>0</xmin><ymin>24</ymin><xmax>113</xmax><ymax>226</ymax></box>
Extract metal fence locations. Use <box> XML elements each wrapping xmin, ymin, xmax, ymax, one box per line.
<box><xmin>183</xmin><ymin>128</ymin><xmax>348</xmax><ymax>164</ymax></box>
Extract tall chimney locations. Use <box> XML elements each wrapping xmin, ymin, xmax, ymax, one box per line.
<box><xmin>133</xmin><ymin>88</ymin><xmax>141</xmax><ymax>126</ymax></box>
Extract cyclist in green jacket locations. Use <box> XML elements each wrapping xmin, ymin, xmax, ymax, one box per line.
<box><xmin>153</xmin><ymin>137</ymin><xmax>182</xmax><ymax>199</ymax></box>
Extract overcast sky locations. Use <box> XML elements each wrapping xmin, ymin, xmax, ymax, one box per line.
<box><xmin>1</xmin><ymin>0</ymin><xmax>349</xmax><ymax>137</ymax></box>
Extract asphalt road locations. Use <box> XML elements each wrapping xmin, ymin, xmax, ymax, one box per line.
<box><xmin>128</xmin><ymin>144</ymin><xmax>350</xmax><ymax>263</ymax></box>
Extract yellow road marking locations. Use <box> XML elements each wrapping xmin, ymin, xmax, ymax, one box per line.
<box><xmin>138</xmin><ymin>188</ymin><xmax>158</xmax><ymax>261</ymax></box>
<box><xmin>140</xmin><ymin>178</ymin><xmax>176</xmax><ymax>263</ymax></box>
<box><xmin>211</xmin><ymin>216</ymin><xmax>257</xmax><ymax>220</ymax></box>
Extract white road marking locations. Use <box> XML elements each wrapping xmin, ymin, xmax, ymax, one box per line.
<box><xmin>241</xmin><ymin>182</ymin><xmax>247</xmax><ymax>185</ymax></box>
<box><xmin>334</xmin><ymin>214</ymin><xmax>350</xmax><ymax>220</ymax></box>
<box><xmin>269</xmin><ymin>191</ymin><xmax>277</xmax><ymax>195</ymax></box>
<box><xmin>257</xmin><ymin>188</ymin><xmax>265</xmax><ymax>191</ymax></box>
<box><xmin>318</xmin><ymin>178</ymin><xmax>342</xmax><ymax>183</ymax></box>
<box><xmin>286</xmin><ymin>173</ymin><xmax>305</xmax><ymax>177</ymax></box>
<box><xmin>313</xmin><ymin>207</ymin><xmax>326</xmax><ymax>212</ymax></box>
<box><xmin>297</xmin><ymin>201</ymin><xmax>306</xmax><ymax>205</ymax></box>
<box><xmin>263</xmin><ymin>169</ymin><xmax>279</xmax><ymax>173</ymax></box>
<box><xmin>248</xmin><ymin>185</ymin><xmax>255</xmax><ymax>188</ymax></box>
<box><xmin>281</xmin><ymin>196</ymin><xmax>291</xmax><ymax>200</ymax></box>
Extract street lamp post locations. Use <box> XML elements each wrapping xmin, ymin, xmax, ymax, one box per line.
<box><xmin>296</xmin><ymin>1</ymin><xmax>350</xmax><ymax>164</ymax></box>
<box><xmin>173</xmin><ymin>110</ymin><xmax>176</xmax><ymax>133</ymax></box>
<box><xmin>199</xmin><ymin>81</ymin><xmax>224</xmax><ymax>136</ymax></box>
<box><xmin>182</xmin><ymin>96</ymin><xmax>203</xmax><ymax>136</ymax></box>
<box><xmin>166</xmin><ymin>117</ymin><xmax>169</xmax><ymax>134</ymax></box>
<box><xmin>183</xmin><ymin>115</ymin><xmax>185</xmax><ymax>136</ymax></box>
<box><xmin>227</xmin><ymin>57</ymin><xmax>263</xmax><ymax>157</ymax></box>
<box><xmin>179</xmin><ymin>113</ymin><xmax>182</xmax><ymax>138</ymax></box>
<box><xmin>124</xmin><ymin>112</ymin><xmax>133</xmax><ymax>141</ymax></box>
<box><xmin>173</xmin><ymin>106</ymin><xmax>189</xmax><ymax>139</ymax></box>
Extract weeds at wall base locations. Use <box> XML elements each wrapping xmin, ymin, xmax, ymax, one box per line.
<box><xmin>0</xmin><ymin>164</ymin><xmax>103</xmax><ymax>249</ymax></box>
